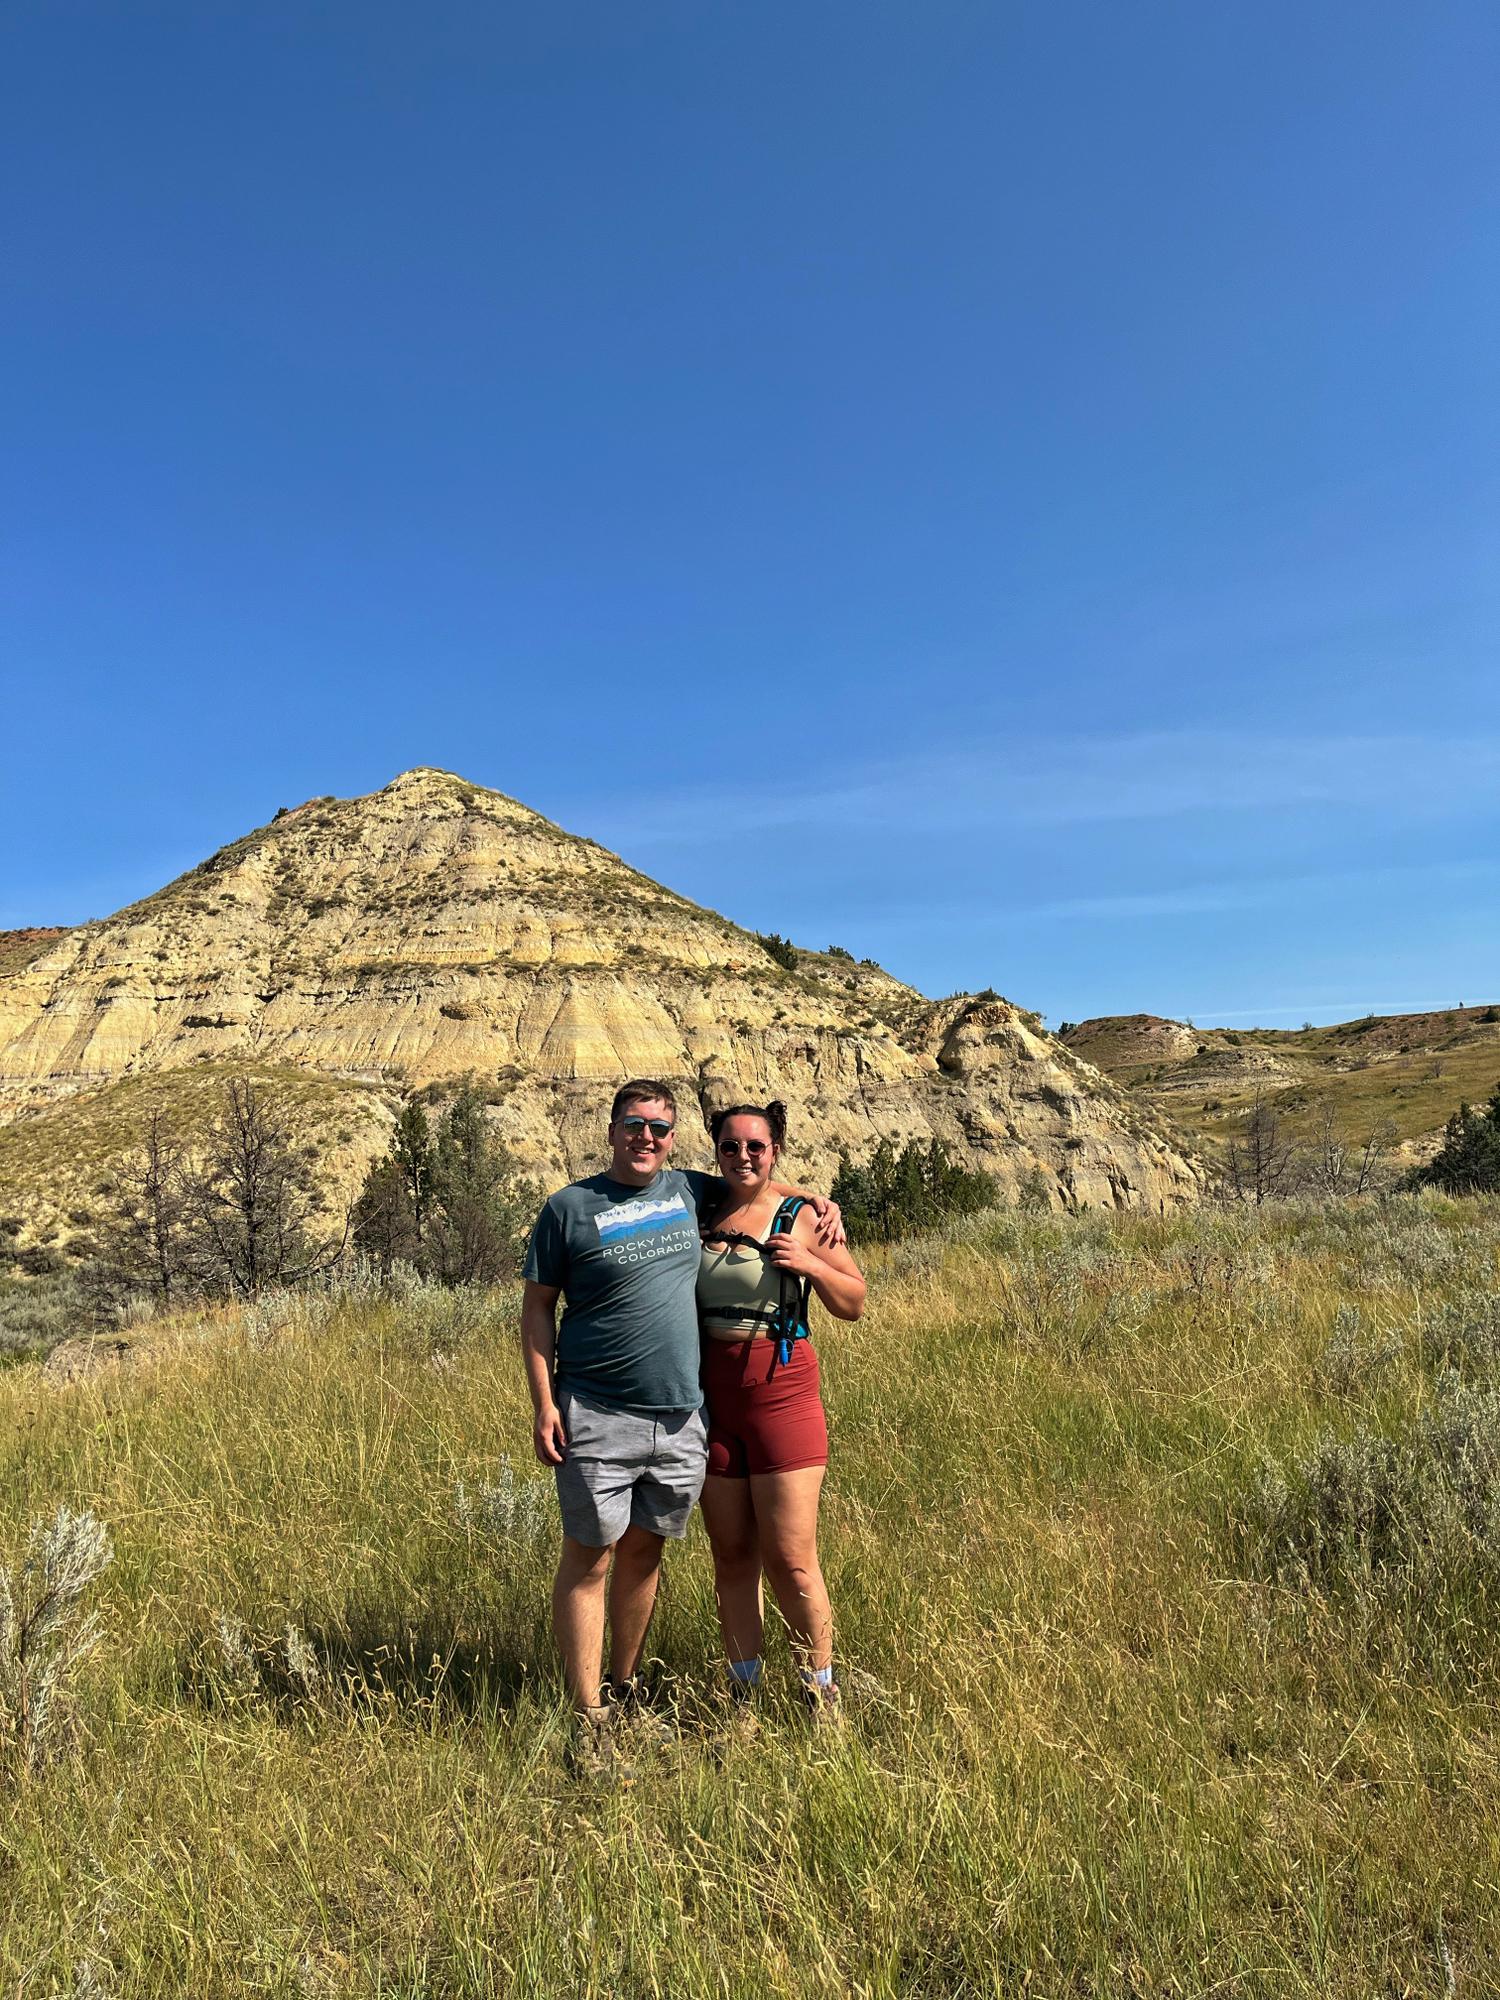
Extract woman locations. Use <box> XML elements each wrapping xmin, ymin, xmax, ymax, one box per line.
<box><xmin>696</xmin><ymin>1101</ymin><xmax>866</xmax><ymax>1716</ymax></box>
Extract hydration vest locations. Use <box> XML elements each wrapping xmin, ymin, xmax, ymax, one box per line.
<box><xmin>701</xmin><ymin>1195</ymin><xmax>813</xmax><ymax>1367</ymax></box>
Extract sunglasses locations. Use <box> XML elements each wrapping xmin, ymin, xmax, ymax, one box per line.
<box><xmin>718</xmin><ymin>1138</ymin><xmax>771</xmax><ymax>1158</ymax></box>
<box><xmin>618</xmin><ymin>1116</ymin><xmax>674</xmax><ymax>1140</ymax></box>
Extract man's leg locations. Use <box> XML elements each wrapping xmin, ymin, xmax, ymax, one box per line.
<box><xmin>606</xmin><ymin>1523</ymin><xmax>667</xmax><ymax>1685</ymax></box>
<box><xmin>553</xmin><ymin>1534</ymin><xmax>614</xmax><ymax>1711</ymax></box>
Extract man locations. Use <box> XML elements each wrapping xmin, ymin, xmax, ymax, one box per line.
<box><xmin>520</xmin><ymin>1077</ymin><xmax>835</xmax><ymax>1755</ymax></box>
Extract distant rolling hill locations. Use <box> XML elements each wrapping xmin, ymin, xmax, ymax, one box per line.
<box><xmin>1063</xmin><ymin>1006</ymin><xmax>1500</xmax><ymax>1169</ymax></box>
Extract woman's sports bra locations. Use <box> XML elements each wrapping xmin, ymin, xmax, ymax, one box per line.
<box><xmin>697</xmin><ymin>1224</ymin><xmax>783</xmax><ymax>1342</ymax></box>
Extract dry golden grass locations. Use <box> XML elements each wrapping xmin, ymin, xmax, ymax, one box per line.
<box><xmin>2</xmin><ymin>1199</ymin><xmax>1500</xmax><ymax>1995</ymax></box>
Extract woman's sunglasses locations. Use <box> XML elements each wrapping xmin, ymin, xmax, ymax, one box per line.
<box><xmin>717</xmin><ymin>1138</ymin><xmax>770</xmax><ymax>1158</ymax></box>
<box><xmin>617</xmin><ymin>1116</ymin><xmax>674</xmax><ymax>1140</ymax></box>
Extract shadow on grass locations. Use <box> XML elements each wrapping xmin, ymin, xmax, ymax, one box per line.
<box><xmin>309</xmin><ymin>1608</ymin><xmax>544</xmax><ymax>1715</ymax></box>
<box><xmin>179</xmin><ymin>1593</ymin><xmax>549</xmax><ymax>1723</ymax></box>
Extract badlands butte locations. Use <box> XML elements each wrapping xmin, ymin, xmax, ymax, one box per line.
<box><xmin>0</xmin><ymin>768</ymin><xmax>1199</xmax><ymax>1241</ymax></box>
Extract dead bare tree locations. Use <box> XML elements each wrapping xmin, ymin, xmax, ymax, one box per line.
<box><xmin>1307</xmin><ymin>1104</ymin><xmax>1399</xmax><ymax>1199</ymax></box>
<box><xmin>183</xmin><ymin>1079</ymin><xmax>345</xmax><ymax>1298</ymax></box>
<box><xmin>1352</xmin><ymin>1117</ymin><xmax>1399</xmax><ymax>1195</ymax></box>
<box><xmin>1223</xmin><ymin>1092</ymin><xmax>1298</xmax><ymax>1205</ymax></box>
<box><xmin>94</xmin><ymin>1108</ymin><xmax>190</xmax><ymax>1307</ymax></box>
<box><xmin>1310</xmin><ymin>1101</ymin><xmax>1350</xmax><ymax>1198</ymax></box>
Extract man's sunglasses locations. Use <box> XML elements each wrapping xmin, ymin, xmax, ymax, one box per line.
<box><xmin>617</xmin><ymin>1116</ymin><xmax>674</xmax><ymax>1139</ymax></box>
<box><xmin>718</xmin><ymin>1138</ymin><xmax>770</xmax><ymax>1158</ymax></box>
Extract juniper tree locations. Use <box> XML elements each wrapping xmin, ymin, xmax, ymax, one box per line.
<box><xmin>832</xmin><ymin>1137</ymin><xmax>997</xmax><ymax>1245</ymax></box>
<box><xmin>351</xmin><ymin>1158</ymin><xmax>416</xmax><ymax>1280</ymax></box>
<box><xmin>392</xmin><ymin>1101</ymin><xmax>434</xmax><ymax>1246</ymax></box>
<box><xmin>424</xmin><ymin>1084</ymin><xmax>531</xmax><ymax>1285</ymax></box>
<box><xmin>1414</xmin><ymin>1085</ymin><xmax>1500</xmax><ymax>1196</ymax></box>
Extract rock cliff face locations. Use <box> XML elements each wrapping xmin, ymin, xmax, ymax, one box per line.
<box><xmin>0</xmin><ymin>770</ymin><xmax>1200</xmax><ymax>1208</ymax></box>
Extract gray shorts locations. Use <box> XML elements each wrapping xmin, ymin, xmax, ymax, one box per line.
<box><xmin>554</xmin><ymin>1386</ymin><xmax>708</xmax><ymax>1547</ymax></box>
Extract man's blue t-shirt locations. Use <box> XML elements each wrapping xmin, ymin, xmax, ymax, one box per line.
<box><xmin>523</xmin><ymin>1168</ymin><xmax>719</xmax><ymax>1414</ymax></box>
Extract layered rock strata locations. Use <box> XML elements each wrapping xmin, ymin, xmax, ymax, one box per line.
<box><xmin>0</xmin><ymin>770</ymin><xmax>1201</xmax><ymax>1210</ymax></box>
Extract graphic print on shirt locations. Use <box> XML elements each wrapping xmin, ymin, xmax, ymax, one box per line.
<box><xmin>594</xmin><ymin>1191</ymin><xmax>698</xmax><ymax>1268</ymax></box>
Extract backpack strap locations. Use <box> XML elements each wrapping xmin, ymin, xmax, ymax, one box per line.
<box><xmin>700</xmin><ymin>1198</ymin><xmax>816</xmax><ymax>1367</ymax></box>
<box><xmin>767</xmin><ymin>1198</ymin><xmax>813</xmax><ymax>1367</ymax></box>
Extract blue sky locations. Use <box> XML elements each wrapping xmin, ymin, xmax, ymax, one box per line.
<box><xmin>4</xmin><ymin>1</ymin><xmax>1497</xmax><ymax>1026</ymax></box>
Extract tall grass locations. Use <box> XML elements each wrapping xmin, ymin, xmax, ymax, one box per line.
<box><xmin>2</xmin><ymin>1196</ymin><xmax>1500</xmax><ymax>1995</ymax></box>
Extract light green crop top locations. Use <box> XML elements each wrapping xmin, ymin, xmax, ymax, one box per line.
<box><xmin>696</xmin><ymin>1231</ymin><xmax>782</xmax><ymax>1340</ymax></box>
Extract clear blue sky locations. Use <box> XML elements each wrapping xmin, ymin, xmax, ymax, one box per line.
<box><xmin>5</xmin><ymin>2</ymin><xmax>1497</xmax><ymax>1026</ymax></box>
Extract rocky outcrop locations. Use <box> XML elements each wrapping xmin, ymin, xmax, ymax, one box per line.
<box><xmin>0</xmin><ymin>770</ymin><xmax>1202</xmax><ymax>1213</ymax></box>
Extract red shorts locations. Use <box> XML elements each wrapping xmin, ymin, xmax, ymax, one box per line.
<box><xmin>702</xmin><ymin>1338</ymin><xmax>828</xmax><ymax>1479</ymax></box>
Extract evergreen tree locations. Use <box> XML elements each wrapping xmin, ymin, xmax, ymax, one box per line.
<box><xmin>391</xmin><ymin>1101</ymin><xmax>434</xmax><ymax>1245</ymax></box>
<box><xmin>1415</xmin><ymin>1085</ymin><xmax>1500</xmax><ymax>1196</ymax></box>
<box><xmin>832</xmin><ymin>1136</ymin><xmax>998</xmax><ymax>1244</ymax></box>
<box><xmin>427</xmin><ymin>1083</ymin><xmax>538</xmax><ymax>1285</ymax></box>
<box><xmin>354</xmin><ymin>1082</ymin><xmax>537</xmax><ymax>1286</ymax></box>
<box><xmin>351</xmin><ymin>1158</ymin><xmax>417</xmax><ymax>1280</ymax></box>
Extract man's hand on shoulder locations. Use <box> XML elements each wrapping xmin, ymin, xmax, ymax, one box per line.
<box><xmin>768</xmin><ymin>1182</ymin><xmax>847</xmax><ymax>1249</ymax></box>
<box><xmin>807</xmin><ymin>1195</ymin><xmax>846</xmax><ymax>1249</ymax></box>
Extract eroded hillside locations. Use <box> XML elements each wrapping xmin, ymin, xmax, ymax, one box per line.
<box><xmin>0</xmin><ymin>770</ymin><xmax>1200</xmax><ymax>1231</ymax></box>
<box><xmin>1065</xmin><ymin>1006</ymin><xmax>1500</xmax><ymax>1167</ymax></box>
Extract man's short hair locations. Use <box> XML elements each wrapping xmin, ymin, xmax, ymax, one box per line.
<box><xmin>610</xmin><ymin>1078</ymin><xmax>679</xmax><ymax>1125</ymax></box>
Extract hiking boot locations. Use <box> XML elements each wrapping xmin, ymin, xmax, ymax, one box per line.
<box><xmin>604</xmin><ymin>1675</ymin><xmax>678</xmax><ymax>1749</ymax></box>
<box><xmin>723</xmin><ymin>1680</ymin><xmax>760</xmax><ymax>1743</ymax></box>
<box><xmin>800</xmin><ymin>1680</ymin><xmax>843</xmax><ymax>1728</ymax></box>
<box><xmin>703</xmin><ymin>1680</ymin><xmax>760</xmax><ymax>1758</ymax></box>
<box><xmin>566</xmin><ymin>1704</ymin><xmax>635</xmax><ymax>1784</ymax></box>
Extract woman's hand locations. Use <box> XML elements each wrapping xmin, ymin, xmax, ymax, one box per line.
<box><xmin>765</xmin><ymin>1232</ymin><xmax>827</xmax><ymax>1279</ymax></box>
<box><xmin>778</xmin><ymin>1211</ymin><xmax>868</xmax><ymax>1321</ymax></box>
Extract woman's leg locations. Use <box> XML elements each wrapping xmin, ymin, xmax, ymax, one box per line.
<box><xmin>749</xmin><ymin>1466</ymin><xmax>832</xmax><ymax>1673</ymax></box>
<box><xmin>699</xmin><ymin>1474</ymin><xmax>764</xmax><ymax>1666</ymax></box>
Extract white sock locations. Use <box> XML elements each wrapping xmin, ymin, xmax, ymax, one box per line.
<box><xmin>729</xmin><ymin>1655</ymin><xmax>763</xmax><ymax>1686</ymax></box>
<box><xmin>798</xmin><ymin>1664</ymin><xmax>835</xmax><ymax>1690</ymax></box>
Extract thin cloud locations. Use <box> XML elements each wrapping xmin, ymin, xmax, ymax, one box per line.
<box><xmin>599</xmin><ymin>731</ymin><xmax>1500</xmax><ymax>844</ymax></box>
<box><xmin>813</xmin><ymin>856</ymin><xmax>1500</xmax><ymax>931</ymax></box>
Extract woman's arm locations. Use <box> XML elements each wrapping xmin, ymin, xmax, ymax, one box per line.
<box><xmin>766</xmin><ymin>1210</ymin><xmax>866</xmax><ymax>1320</ymax></box>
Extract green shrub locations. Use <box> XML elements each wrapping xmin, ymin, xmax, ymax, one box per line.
<box><xmin>0</xmin><ymin>1504</ymin><xmax>113</xmax><ymax>1773</ymax></box>
<box><xmin>1412</xmin><ymin>1085</ymin><xmax>1500</xmax><ymax>1195</ymax></box>
<box><xmin>1242</xmin><ymin>1373</ymin><xmax>1500</xmax><ymax>1634</ymax></box>
<box><xmin>1420</xmin><ymin>1289</ymin><xmax>1500</xmax><ymax>1374</ymax></box>
<box><xmin>0</xmin><ymin>1270</ymin><xmax>94</xmax><ymax>1362</ymax></box>
<box><xmin>754</xmin><ymin>931</ymin><xmax>798</xmax><ymax>972</ymax></box>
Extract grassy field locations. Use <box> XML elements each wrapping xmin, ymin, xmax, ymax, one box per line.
<box><xmin>4</xmin><ymin>1198</ymin><xmax>1500</xmax><ymax>1996</ymax></box>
